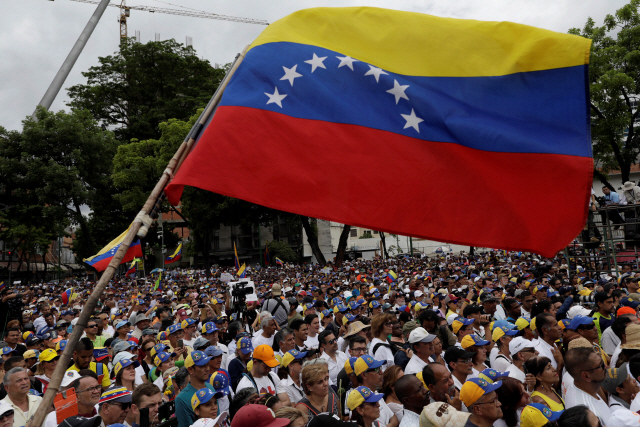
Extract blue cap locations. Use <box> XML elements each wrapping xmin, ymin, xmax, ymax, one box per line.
<box><xmin>204</xmin><ymin>346</ymin><xmax>224</xmax><ymax>357</ymax></box>
<box><xmin>116</xmin><ymin>321</ymin><xmax>130</xmax><ymax>330</ymax></box>
<box><xmin>127</xmin><ymin>340</ymin><xmax>138</xmax><ymax>348</ymax></box>
<box><xmin>202</xmin><ymin>322</ymin><xmax>219</xmax><ymax>334</ymax></box>
<box><xmin>567</xmin><ymin>315</ymin><xmax>594</xmax><ymax>331</ymax></box>
<box><xmin>344</xmin><ymin>314</ymin><xmax>357</xmax><ymax>323</ymax></box>
<box><xmin>237</xmin><ymin>337</ymin><xmax>253</xmax><ymax>355</ymax></box>
<box><xmin>547</xmin><ymin>290</ymin><xmax>558</xmax><ymax>297</ymax></box>
<box><xmin>334</xmin><ymin>304</ymin><xmax>348</xmax><ymax>313</ymax></box>
<box><xmin>154</xmin><ymin>351</ymin><xmax>176</xmax><ymax>366</ymax></box>
<box><xmin>61</xmin><ymin>310</ymin><xmax>74</xmax><ymax>316</ymax></box>
<box><xmin>369</xmin><ymin>301</ymin><xmax>381</xmax><ymax>309</ymax></box>
<box><xmin>209</xmin><ymin>370</ymin><xmax>231</xmax><ymax>396</ymax></box>
<box><xmin>479</xmin><ymin>368</ymin><xmax>510</xmax><ymax>383</ymax></box>
<box><xmin>621</xmin><ymin>297</ymin><xmax>640</xmax><ymax>309</ymax></box>
<box><xmin>491</xmin><ymin>320</ymin><xmax>516</xmax><ymax>331</ymax></box>
<box><xmin>167</xmin><ymin>324</ymin><xmax>182</xmax><ymax>334</ymax></box>
<box><xmin>348</xmin><ymin>300</ymin><xmax>360</xmax><ymax>310</ymax></box>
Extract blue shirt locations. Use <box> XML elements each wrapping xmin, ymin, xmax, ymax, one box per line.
<box><xmin>605</xmin><ymin>192</ymin><xmax>620</xmax><ymax>205</ymax></box>
<box><xmin>175</xmin><ymin>382</ymin><xmax>215</xmax><ymax>427</ymax></box>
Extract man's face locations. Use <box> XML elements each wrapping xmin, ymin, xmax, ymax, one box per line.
<box><xmin>5</xmin><ymin>331</ymin><xmax>19</xmax><ymax>345</ymax></box>
<box><xmin>522</xmin><ymin>296</ymin><xmax>534</xmax><ymax>311</ymax></box>
<box><xmin>473</xmin><ymin>391</ymin><xmax>502</xmax><ymax>421</ymax></box>
<box><xmin>136</xmin><ymin>392</ymin><xmax>163</xmax><ymax>424</ymax></box>
<box><xmin>453</xmin><ymin>357</ymin><xmax>473</xmax><ymax>375</ymax></box>
<box><xmin>482</xmin><ymin>301</ymin><xmax>497</xmax><ymax>315</ymax></box>
<box><xmin>296</xmin><ymin>325</ymin><xmax>309</xmax><ymax>341</ymax></box>
<box><xmin>599</xmin><ymin>297</ymin><xmax>615</xmax><ymax>315</ymax></box>
<box><xmin>349</xmin><ymin>342</ymin><xmax>367</xmax><ymax>358</ymax></box>
<box><xmin>76</xmin><ymin>377</ymin><xmax>101</xmax><ymax>406</ymax></box>
<box><xmin>104</xmin><ymin>401</ymin><xmax>130</xmax><ymax>424</ymax></box>
<box><xmin>254</xmin><ymin>359</ymin><xmax>271</xmax><ymax>376</ymax></box>
<box><xmin>74</xmin><ymin>349</ymin><xmax>94</xmax><ymax>369</ymax></box>
<box><xmin>322</xmin><ymin>334</ymin><xmax>337</xmax><ymax>354</ymax></box>
<box><xmin>6</xmin><ymin>370</ymin><xmax>30</xmax><ymax>395</ymax></box>
<box><xmin>45</xmin><ymin>315</ymin><xmax>54</xmax><ymax>326</ymax></box>
<box><xmin>402</xmin><ymin>375</ymin><xmax>430</xmax><ymax>410</ymax></box>
<box><xmin>192</xmin><ymin>364</ymin><xmax>211</xmax><ymax>382</ymax></box>
<box><xmin>281</xmin><ymin>333</ymin><xmax>295</xmax><ymax>353</ymax></box>
<box><xmin>506</xmin><ymin>302</ymin><xmax>521</xmax><ymax>319</ymax></box>
<box><xmin>209</xmin><ymin>355</ymin><xmax>222</xmax><ymax>372</ymax></box>
<box><xmin>578</xmin><ymin>323</ymin><xmax>599</xmax><ymax>342</ymax></box>
<box><xmin>86</xmin><ymin>321</ymin><xmax>98</xmax><ymax>336</ymax></box>
<box><xmin>136</xmin><ymin>319</ymin><xmax>150</xmax><ymax>330</ymax></box>
<box><xmin>585</xmin><ymin>353</ymin><xmax>606</xmax><ymax>385</ymax></box>
<box><xmin>264</xmin><ymin>320</ymin><xmax>277</xmax><ymax>336</ymax></box>
<box><xmin>430</xmin><ymin>364</ymin><xmax>455</xmax><ymax>401</ymax></box>
<box><xmin>603</xmin><ymin>188</ymin><xmax>611</xmax><ymax>195</ymax></box>
<box><xmin>361</xmin><ymin>367</ymin><xmax>383</xmax><ymax>390</ymax></box>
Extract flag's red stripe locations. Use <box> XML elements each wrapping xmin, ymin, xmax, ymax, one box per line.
<box><xmin>91</xmin><ymin>245</ymin><xmax>143</xmax><ymax>272</ymax></box>
<box><xmin>166</xmin><ymin>107</ymin><xmax>593</xmax><ymax>257</ymax></box>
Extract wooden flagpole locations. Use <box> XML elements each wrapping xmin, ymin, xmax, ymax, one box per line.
<box><xmin>29</xmin><ymin>45</ymin><xmax>249</xmax><ymax>427</ymax></box>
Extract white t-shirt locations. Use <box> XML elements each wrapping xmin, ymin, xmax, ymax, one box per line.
<box><xmin>489</xmin><ymin>347</ymin><xmax>500</xmax><ymax>367</ymax></box>
<box><xmin>370</xmin><ymin>338</ymin><xmax>394</xmax><ymax>371</ymax></box>
<box><xmin>506</xmin><ymin>363</ymin><xmax>526</xmax><ymax>383</ymax></box>
<box><xmin>629</xmin><ymin>392</ymin><xmax>640</xmax><ymax>413</ymax></box>
<box><xmin>561</xmin><ymin>370</ymin><xmax>574</xmax><ymax>400</ymax></box>
<box><xmin>236</xmin><ymin>372</ymin><xmax>285</xmax><ymax>396</ymax></box>
<box><xmin>252</xmin><ymin>333</ymin><xmax>274</xmax><ymax>349</ymax></box>
<box><xmin>611</xmin><ymin>343</ymin><xmax>622</xmax><ymax>369</ymax></box>
<box><xmin>305</xmin><ymin>334</ymin><xmax>319</xmax><ymax>350</ymax></box>
<box><xmin>492</xmin><ymin>354</ymin><xmax>512</xmax><ymax>373</ymax></box>
<box><xmin>377</xmin><ymin>397</ymin><xmax>395</xmax><ymax>425</ymax></box>
<box><xmin>404</xmin><ymin>354</ymin><xmax>428</xmax><ymax>375</ymax></box>
<box><xmin>564</xmin><ymin>384</ymin><xmax>610</xmax><ymax>425</ymax></box>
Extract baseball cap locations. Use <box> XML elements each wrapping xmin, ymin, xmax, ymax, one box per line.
<box><xmin>184</xmin><ymin>351</ymin><xmax>212</xmax><ymax>368</ymax></box>
<box><xmin>520</xmin><ymin>403</ymin><xmax>563</xmax><ymax>427</ymax></box>
<box><xmin>460</xmin><ymin>335</ymin><xmax>490</xmax><ymax>349</ymax></box>
<box><xmin>167</xmin><ymin>324</ymin><xmax>183</xmax><ymax>335</ymax></box>
<box><xmin>93</xmin><ymin>347</ymin><xmax>109</xmax><ymax>362</ymax></box>
<box><xmin>345</xmin><ymin>357</ymin><xmax>357</xmax><ymax>375</ymax></box>
<box><xmin>209</xmin><ymin>370</ymin><xmax>231</xmax><ymax>396</ymax></box>
<box><xmin>230</xmin><ymin>404</ymin><xmax>289</xmax><ymax>427</ymax></box>
<box><xmin>191</xmin><ymin>388</ymin><xmax>217</xmax><ymax>411</ymax></box>
<box><xmin>253</xmin><ymin>345</ymin><xmax>280</xmax><ymax>368</ymax></box>
<box><xmin>443</xmin><ymin>294</ymin><xmax>459</xmax><ymax>304</ymax></box>
<box><xmin>459</xmin><ymin>377</ymin><xmax>502</xmax><ymax>407</ymax></box>
<box><xmin>115</xmin><ymin>321</ymin><xmax>130</xmax><ymax>330</ymax></box>
<box><xmin>346</xmin><ymin>386</ymin><xmax>384</xmax><ymax>411</ymax></box>
<box><xmin>150</xmin><ymin>343</ymin><xmax>168</xmax><ymax>358</ymax></box>
<box><xmin>176</xmin><ymin>309</ymin><xmax>189</xmax><ymax>321</ymax></box>
<box><xmin>154</xmin><ymin>352</ymin><xmax>175</xmax><ymax>367</ymax></box>
<box><xmin>620</xmin><ymin>297</ymin><xmax>640</xmax><ymax>309</ymax></box>
<box><xmin>333</xmin><ymin>304</ymin><xmax>348</xmax><ymax>313</ymax></box>
<box><xmin>202</xmin><ymin>322</ymin><xmax>219</xmax><ymax>334</ymax></box>
<box><xmin>567</xmin><ymin>315</ymin><xmax>594</xmax><ymax>331</ymax></box>
<box><xmin>567</xmin><ymin>305</ymin><xmax>591</xmax><ymax>319</ymax></box>
<box><xmin>515</xmin><ymin>317</ymin><xmax>531</xmax><ymax>331</ymax></box>
<box><xmin>444</xmin><ymin>347</ymin><xmax>476</xmax><ymax>365</ymax></box>
<box><xmin>237</xmin><ymin>337</ymin><xmax>254</xmax><ymax>355</ymax></box>
<box><xmin>480</xmin><ymin>293</ymin><xmax>500</xmax><ymax>303</ymax></box>
<box><xmin>181</xmin><ymin>318</ymin><xmax>197</xmax><ymax>329</ymax></box>
<box><xmin>354</xmin><ymin>355</ymin><xmax>384</xmax><ymax>376</ymax></box>
<box><xmin>193</xmin><ymin>337</ymin><xmax>210</xmax><ymax>350</ymax></box>
<box><xmin>39</xmin><ymin>348</ymin><xmax>58</xmax><ymax>362</ymax></box>
<box><xmin>492</xmin><ymin>326</ymin><xmax>518</xmax><ymax>342</ymax></box>
<box><xmin>408</xmin><ymin>327</ymin><xmax>437</xmax><ymax>344</ymax></box>
<box><xmin>419</xmin><ymin>402</ymin><xmax>470</xmax><ymax>427</ymax></box>
<box><xmin>509</xmin><ymin>337</ymin><xmax>535</xmax><ymax>356</ymax></box>
<box><xmin>61</xmin><ymin>370</ymin><xmax>82</xmax><ymax>388</ymax></box>
<box><xmin>601</xmin><ymin>363</ymin><xmax>629</xmax><ymax>394</ymax></box>
<box><xmin>99</xmin><ymin>386</ymin><xmax>132</xmax><ymax>404</ymax></box>
<box><xmin>134</xmin><ymin>313</ymin><xmax>150</xmax><ymax>324</ymax></box>
<box><xmin>452</xmin><ymin>317</ymin><xmax>474</xmax><ymax>334</ymax></box>
<box><xmin>281</xmin><ymin>349</ymin><xmax>307</xmax><ymax>368</ymax></box>
<box><xmin>478</xmin><ymin>368</ymin><xmax>510</xmax><ymax>384</ymax></box>
<box><xmin>23</xmin><ymin>350</ymin><xmax>39</xmax><ymax>360</ymax></box>
<box><xmin>113</xmin><ymin>359</ymin><xmax>140</xmax><ymax>376</ymax></box>
<box><xmin>204</xmin><ymin>346</ymin><xmax>224</xmax><ymax>358</ymax></box>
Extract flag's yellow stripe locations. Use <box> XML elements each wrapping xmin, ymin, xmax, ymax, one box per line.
<box><xmin>249</xmin><ymin>7</ymin><xmax>590</xmax><ymax>77</ymax></box>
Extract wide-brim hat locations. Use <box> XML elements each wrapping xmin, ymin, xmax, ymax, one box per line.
<box><xmin>622</xmin><ymin>324</ymin><xmax>640</xmax><ymax>350</ymax></box>
<box><xmin>623</xmin><ymin>181</ymin><xmax>635</xmax><ymax>191</ymax></box>
<box><xmin>344</xmin><ymin>321</ymin><xmax>370</xmax><ymax>338</ymax></box>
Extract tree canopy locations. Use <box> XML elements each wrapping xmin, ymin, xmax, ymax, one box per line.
<box><xmin>67</xmin><ymin>38</ymin><xmax>226</xmax><ymax>142</ymax></box>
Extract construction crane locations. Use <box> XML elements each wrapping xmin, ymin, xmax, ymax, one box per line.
<box><xmin>65</xmin><ymin>0</ymin><xmax>268</xmax><ymax>40</ymax></box>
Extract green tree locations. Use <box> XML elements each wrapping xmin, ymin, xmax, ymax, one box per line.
<box><xmin>267</xmin><ymin>240</ymin><xmax>297</xmax><ymax>263</ymax></box>
<box><xmin>570</xmin><ymin>0</ymin><xmax>640</xmax><ymax>182</ymax></box>
<box><xmin>67</xmin><ymin>38</ymin><xmax>226</xmax><ymax>142</ymax></box>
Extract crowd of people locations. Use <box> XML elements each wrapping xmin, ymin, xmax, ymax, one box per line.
<box><xmin>0</xmin><ymin>250</ymin><xmax>638</xmax><ymax>427</ymax></box>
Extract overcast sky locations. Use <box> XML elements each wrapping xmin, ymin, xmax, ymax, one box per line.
<box><xmin>0</xmin><ymin>0</ymin><xmax>628</xmax><ymax>132</ymax></box>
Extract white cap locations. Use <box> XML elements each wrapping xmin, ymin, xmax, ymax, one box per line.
<box><xmin>61</xmin><ymin>370</ymin><xmax>82</xmax><ymax>387</ymax></box>
<box><xmin>408</xmin><ymin>327</ymin><xmax>437</xmax><ymax>344</ymax></box>
<box><xmin>284</xmin><ymin>287</ymin><xmax>292</xmax><ymax>292</ymax></box>
<box><xmin>113</xmin><ymin>351</ymin><xmax>136</xmax><ymax>366</ymax></box>
<box><xmin>190</xmin><ymin>412</ymin><xmax>229</xmax><ymax>427</ymax></box>
<box><xmin>567</xmin><ymin>305</ymin><xmax>591</xmax><ymax>319</ymax></box>
<box><xmin>509</xmin><ymin>337</ymin><xmax>535</xmax><ymax>356</ymax></box>
<box><xmin>414</xmin><ymin>290</ymin><xmax>424</xmax><ymax>297</ymax></box>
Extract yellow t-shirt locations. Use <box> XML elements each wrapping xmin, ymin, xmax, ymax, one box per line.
<box><xmin>67</xmin><ymin>361</ymin><xmax>111</xmax><ymax>388</ymax></box>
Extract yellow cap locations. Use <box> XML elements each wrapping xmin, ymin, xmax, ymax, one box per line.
<box><xmin>39</xmin><ymin>348</ymin><xmax>58</xmax><ymax>362</ymax></box>
<box><xmin>515</xmin><ymin>317</ymin><xmax>530</xmax><ymax>331</ymax></box>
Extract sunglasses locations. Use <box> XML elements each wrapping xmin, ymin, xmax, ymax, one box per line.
<box><xmin>324</xmin><ymin>338</ymin><xmax>337</xmax><ymax>345</ymax></box>
<box><xmin>110</xmin><ymin>402</ymin><xmax>132</xmax><ymax>410</ymax></box>
<box><xmin>87</xmin><ymin>325</ymin><xmax>98</xmax><ymax>328</ymax></box>
<box><xmin>0</xmin><ymin>411</ymin><xmax>14</xmax><ymax>421</ymax></box>
<box><xmin>144</xmin><ymin>347</ymin><xmax>154</xmax><ymax>352</ymax></box>
<box><xmin>579</xmin><ymin>324</ymin><xmax>596</xmax><ymax>330</ymax></box>
<box><xmin>585</xmin><ymin>361</ymin><xmax>605</xmax><ymax>372</ymax></box>
<box><xmin>366</xmin><ymin>367</ymin><xmax>381</xmax><ymax>373</ymax></box>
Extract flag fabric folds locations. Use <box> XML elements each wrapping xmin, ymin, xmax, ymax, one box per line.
<box><xmin>61</xmin><ymin>288</ymin><xmax>72</xmax><ymax>305</ymax></box>
<box><xmin>264</xmin><ymin>241</ymin><xmax>270</xmax><ymax>265</ymax></box>
<box><xmin>237</xmin><ymin>263</ymin><xmax>247</xmax><ymax>278</ymax></box>
<box><xmin>154</xmin><ymin>272</ymin><xmax>162</xmax><ymax>291</ymax></box>
<box><xmin>126</xmin><ymin>259</ymin><xmax>137</xmax><ymax>278</ymax></box>
<box><xmin>84</xmin><ymin>225</ymin><xmax>143</xmax><ymax>272</ymax></box>
<box><xmin>165</xmin><ymin>244</ymin><xmax>182</xmax><ymax>264</ymax></box>
<box><xmin>234</xmin><ymin>242</ymin><xmax>240</xmax><ymax>270</ymax></box>
<box><xmin>165</xmin><ymin>7</ymin><xmax>593</xmax><ymax>257</ymax></box>
<box><xmin>275</xmin><ymin>257</ymin><xmax>284</xmax><ymax>266</ymax></box>
<box><xmin>0</xmin><ymin>282</ymin><xmax>5</xmax><ymax>293</ymax></box>
<box><xmin>386</xmin><ymin>271</ymin><xmax>398</xmax><ymax>283</ymax></box>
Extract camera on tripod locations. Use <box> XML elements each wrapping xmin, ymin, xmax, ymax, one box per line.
<box><xmin>231</xmin><ymin>281</ymin><xmax>254</xmax><ymax>298</ymax></box>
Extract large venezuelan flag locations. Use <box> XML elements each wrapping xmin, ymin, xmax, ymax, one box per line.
<box><xmin>84</xmin><ymin>225</ymin><xmax>143</xmax><ymax>272</ymax></box>
<box><xmin>165</xmin><ymin>7</ymin><xmax>593</xmax><ymax>257</ymax></box>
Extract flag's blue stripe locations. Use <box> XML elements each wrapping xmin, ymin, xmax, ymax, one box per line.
<box><xmin>85</xmin><ymin>240</ymin><xmax>141</xmax><ymax>266</ymax></box>
<box><xmin>220</xmin><ymin>41</ymin><xmax>591</xmax><ymax>158</ymax></box>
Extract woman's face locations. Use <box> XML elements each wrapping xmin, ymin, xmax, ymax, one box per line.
<box><xmin>195</xmin><ymin>398</ymin><xmax>218</xmax><ymax>419</ymax></box>
<box><xmin>160</xmin><ymin>359</ymin><xmax>175</xmax><ymax>372</ymax></box>
<box><xmin>310</xmin><ymin>318</ymin><xmax>320</xmax><ymax>332</ymax></box>
<box><xmin>382</xmin><ymin>320</ymin><xmax>393</xmax><ymax>336</ymax></box>
<box><xmin>516</xmin><ymin>382</ymin><xmax>530</xmax><ymax>408</ymax></box>
<box><xmin>359</xmin><ymin>402</ymin><xmax>381</xmax><ymax>421</ymax></box>
<box><xmin>538</xmin><ymin>362</ymin><xmax>558</xmax><ymax>385</ymax></box>
<box><xmin>122</xmin><ymin>364</ymin><xmax>136</xmax><ymax>382</ymax></box>
<box><xmin>473</xmin><ymin>346</ymin><xmax>487</xmax><ymax>363</ymax></box>
<box><xmin>289</xmin><ymin>360</ymin><xmax>303</xmax><ymax>377</ymax></box>
<box><xmin>433</xmin><ymin>338</ymin><xmax>443</xmax><ymax>355</ymax></box>
<box><xmin>308</xmin><ymin>370</ymin><xmax>329</xmax><ymax>397</ymax></box>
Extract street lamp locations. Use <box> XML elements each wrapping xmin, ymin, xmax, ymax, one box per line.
<box><xmin>157</xmin><ymin>223</ymin><xmax>165</xmax><ymax>270</ymax></box>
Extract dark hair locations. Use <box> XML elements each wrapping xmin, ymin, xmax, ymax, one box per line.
<box><xmin>79</xmin><ymin>369</ymin><xmax>99</xmax><ymax>381</ymax></box>
<box><xmin>535</xmin><ymin>313</ymin><xmax>555</xmax><ymax>339</ymax></box>
<box><xmin>520</xmin><ymin>290</ymin><xmax>532</xmax><ymax>299</ymax></box>
<box><xmin>174</xmin><ymin>367</ymin><xmax>190</xmax><ymax>389</ymax></box>
<box><xmin>495</xmin><ymin>377</ymin><xmax>524</xmax><ymax>427</ymax></box>
<box><xmin>564</xmin><ymin>347</ymin><xmax>596</xmax><ymax>378</ymax></box>
<box><xmin>304</xmin><ymin>314</ymin><xmax>319</xmax><ymax>325</ymax></box>
<box><xmin>612</xmin><ymin>289</ymin><xmax>624</xmax><ymax>300</ymax></box>
<box><xmin>349</xmin><ymin>335</ymin><xmax>367</xmax><ymax>349</ymax></box>
<box><xmin>104</xmin><ymin>337</ymin><xmax>115</xmax><ymax>349</ymax></box>
<box><xmin>318</xmin><ymin>329</ymin><xmax>335</xmax><ymax>346</ymax></box>
<box><xmin>290</xmin><ymin>319</ymin><xmax>306</xmax><ymax>332</ymax></box>
<box><xmin>612</xmin><ymin>315</ymin><xmax>634</xmax><ymax>340</ymax></box>
<box><xmin>255</xmin><ymin>392</ymin><xmax>280</xmax><ymax>409</ymax></box>
<box><xmin>463</xmin><ymin>304</ymin><xmax>482</xmax><ymax>318</ymax></box>
<box><xmin>132</xmin><ymin>383</ymin><xmax>161</xmax><ymax>406</ymax></box>
<box><xmin>4</xmin><ymin>356</ymin><xmax>24</xmax><ymax>371</ymax></box>
<box><xmin>531</xmin><ymin>300</ymin><xmax>552</xmax><ymax>318</ymax></box>
<box><xmin>227</xmin><ymin>321</ymin><xmax>243</xmax><ymax>340</ymax></box>
<box><xmin>594</xmin><ymin>291</ymin><xmax>612</xmax><ymax>307</ymax></box>
<box><xmin>557</xmin><ymin>405</ymin><xmax>591</xmax><ymax>427</ymax></box>
<box><xmin>524</xmin><ymin>356</ymin><xmax>552</xmax><ymax>387</ymax></box>
<box><xmin>230</xmin><ymin>387</ymin><xmax>258</xmax><ymax>419</ymax></box>
<box><xmin>422</xmin><ymin>364</ymin><xmax>436</xmax><ymax>388</ymax></box>
<box><xmin>398</xmin><ymin>312</ymin><xmax>412</xmax><ymax>323</ymax></box>
<box><xmin>418</xmin><ymin>310</ymin><xmax>440</xmax><ymax>325</ymax></box>
<box><xmin>5</xmin><ymin>327</ymin><xmax>20</xmax><ymax>335</ymax></box>
<box><xmin>503</xmin><ymin>298</ymin><xmax>519</xmax><ymax>311</ymax></box>
<box><xmin>628</xmin><ymin>353</ymin><xmax>640</xmax><ymax>382</ymax></box>
<box><xmin>75</xmin><ymin>337</ymin><xmax>94</xmax><ymax>352</ymax></box>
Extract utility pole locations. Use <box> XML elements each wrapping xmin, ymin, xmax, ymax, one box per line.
<box><xmin>33</xmin><ymin>0</ymin><xmax>111</xmax><ymax>117</ymax></box>
<box><xmin>410</xmin><ymin>237</ymin><xmax>414</xmax><ymax>255</ymax></box>
<box><xmin>158</xmin><ymin>222</ymin><xmax>165</xmax><ymax>270</ymax></box>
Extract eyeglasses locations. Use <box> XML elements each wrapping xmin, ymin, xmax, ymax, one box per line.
<box><xmin>87</xmin><ymin>325</ymin><xmax>98</xmax><ymax>328</ymax></box>
<box><xmin>350</xmin><ymin>347</ymin><xmax>367</xmax><ymax>354</ymax></box>
<box><xmin>475</xmin><ymin>397</ymin><xmax>499</xmax><ymax>406</ymax></box>
<box><xmin>45</xmin><ymin>357</ymin><xmax>60</xmax><ymax>363</ymax></box>
<box><xmin>585</xmin><ymin>361</ymin><xmax>606</xmax><ymax>372</ymax></box>
<box><xmin>77</xmin><ymin>385</ymin><xmax>102</xmax><ymax>394</ymax></box>
<box><xmin>109</xmin><ymin>402</ymin><xmax>132</xmax><ymax>410</ymax></box>
<box><xmin>144</xmin><ymin>347</ymin><xmax>154</xmax><ymax>352</ymax></box>
<box><xmin>0</xmin><ymin>411</ymin><xmax>14</xmax><ymax>421</ymax></box>
<box><xmin>324</xmin><ymin>339</ymin><xmax>337</xmax><ymax>345</ymax></box>
<box><xmin>384</xmin><ymin>322</ymin><xmax>394</xmax><ymax>326</ymax></box>
<box><xmin>457</xmin><ymin>358</ymin><xmax>472</xmax><ymax>364</ymax></box>
<box><xmin>579</xmin><ymin>324</ymin><xmax>596</xmax><ymax>330</ymax></box>
<box><xmin>366</xmin><ymin>368</ymin><xmax>381</xmax><ymax>373</ymax></box>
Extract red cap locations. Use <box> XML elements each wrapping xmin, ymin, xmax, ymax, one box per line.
<box><xmin>298</xmin><ymin>291</ymin><xmax>307</xmax><ymax>296</ymax></box>
<box><xmin>176</xmin><ymin>309</ymin><xmax>188</xmax><ymax>320</ymax></box>
<box><xmin>448</xmin><ymin>294</ymin><xmax>459</xmax><ymax>301</ymax></box>
<box><xmin>231</xmin><ymin>405</ymin><xmax>289</xmax><ymax>427</ymax></box>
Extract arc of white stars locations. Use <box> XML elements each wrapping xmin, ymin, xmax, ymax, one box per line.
<box><xmin>401</xmin><ymin>109</ymin><xmax>424</xmax><ymax>133</ymax></box>
<box><xmin>265</xmin><ymin>87</ymin><xmax>287</xmax><ymax>108</ymax></box>
<box><xmin>280</xmin><ymin>65</ymin><xmax>302</xmax><ymax>86</ymax></box>
<box><xmin>304</xmin><ymin>53</ymin><xmax>327</xmax><ymax>72</ymax></box>
<box><xmin>387</xmin><ymin>79</ymin><xmax>410</xmax><ymax>104</ymax></box>
<box><xmin>364</xmin><ymin>65</ymin><xmax>388</xmax><ymax>83</ymax></box>
<box><xmin>336</xmin><ymin>55</ymin><xmax>358</xmax><ymax>70</ymax></box>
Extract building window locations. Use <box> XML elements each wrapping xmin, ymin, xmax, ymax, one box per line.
<box><xmin>373</xmin><ymin>230</ymin><xmax>379</xmax><ymax>235</ymax></box>
<box><xmin>350</xmin><ymin>229</ymin><xmax>357</xmax><ymax>237</ymax></box>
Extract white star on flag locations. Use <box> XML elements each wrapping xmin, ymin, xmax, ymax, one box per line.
<box><xmin>364</xmin><ymin>65</ymin><xmax>388</xmax><ymax>83</ymax></box>
<box><xmin>280</xmin><ymin>65</ymin><xmax>302</xmax><ymax>86</ymax></box>
<box><xmin>336</xmin><ymin>55</ymin><xmax>358</xmax><ymax>70</ymax></box>
<box><xmin>304</xmin><ymin>53</ymin><xmax>327</xmax><ymax>72</ymax></box>
<box><xmin>401</xmin><ymin>109</ymin><xmax>424</xmax><ymax>133</ymax></box>
<box><xmin>387</xmin><ymin>79</ymin><xmax>410</xmax><ymax>104</ymax></box>
<box><xmin>265</xmin><ymin>87</ymin><xmax>287</xmax><ymax>108</ymax></box>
